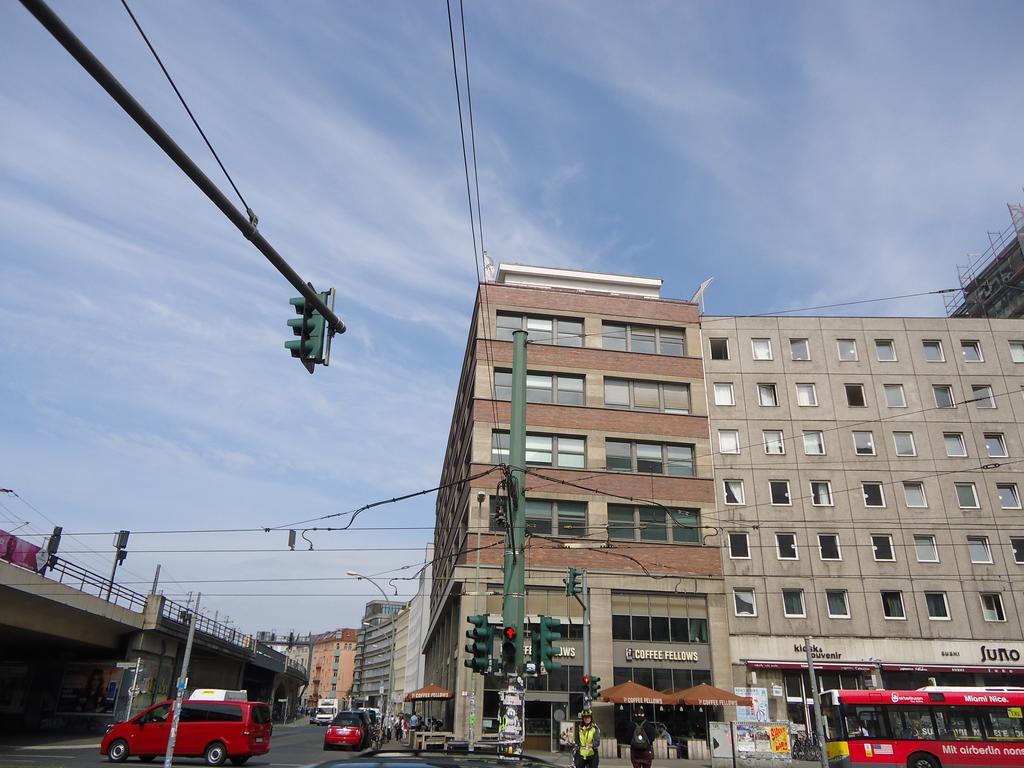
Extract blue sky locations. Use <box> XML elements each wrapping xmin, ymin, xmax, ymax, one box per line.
<box><xmin>1</xmin><ymin>0</ymin><xmax>1022</xmax><ymax>633</ymax></box>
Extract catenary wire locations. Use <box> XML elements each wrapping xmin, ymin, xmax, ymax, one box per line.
<box><xmin>119</xmin><ymin>0</ymin><xmax>256</xmax><ymax>226</ymax></box>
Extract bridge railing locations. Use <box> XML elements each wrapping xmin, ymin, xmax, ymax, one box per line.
<box><xmin>47</xmin><ymin>556</ymin><xmax>148</xmax><ymax>612</ymax></box>
<box><xmin>161</xmin><ymin>597</ymin><xmax>256</xmax><ymax>651</ymax></box>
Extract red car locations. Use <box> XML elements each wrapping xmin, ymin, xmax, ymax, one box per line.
<box><xmin>323</xmin><ymin>711</ymin><xmax>369</xmax><ymax>751</ymax></box>
<box><xmin>101</xmin><ymin>699</ymin><xmax>272</xmax><ymax>765</ymax></box>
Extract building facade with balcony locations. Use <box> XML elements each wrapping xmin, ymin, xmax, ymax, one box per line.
<box><xmin>351</xmin><ymin>600</ymin><xmax>406</xmax><ymax>711</ymax></box>
<box><xmin>307</xmin><ymin>628</ymin><xmax>358</xmax><ymax>708</ymax></box>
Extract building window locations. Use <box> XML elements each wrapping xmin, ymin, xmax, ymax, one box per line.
<box><xmin>998</xmin><ymin>484</ymin><xmax>1021</xmax><ymax>509</ymax></box>
<box><xmin>955</xmin><ymin>482</ymin><xmax>979</xmax><ymax>509</ymax></box>
<box><xmin>925</xmin><ymin>592</ymin><xmax>950</xmax><ymax>620</ymax></box>
<box><xmin>607</xmin><ymin>504</ymin><xmax>700</xmax><ymax>544</ymax></box>
<box><xmin>875</xmin><ymin>339</ymin><xmax>897</xmax><ymax>361</ymax></box>
<box><xmin>883</xmin><ymin>384</ymin><xmax>906</xmax><ymax>408</ymax></box>
<box><xmin>803</xmin><ymin>430</ymin><xmax>825</xmax><ymax>456</ymax></box>
<box><xmin>985</xmin><ymin>433</ymin><xmax>1008</xmax><ymax>458</ymax></box>
<box><xmin>757</xmin><ymin>383</ymin><xmax>779</xmax><ymax>407</ymax></box>
<box><xmin>872</xmin><ymin>534</ymin><xmax>895</xmax><ymax>562</ymax></box>
<box><xmin>943</xmin><ymin>432</ymin><xmax>967</xmax><ymax>457</ymax></box>
<box><xmin>496</xmin><ymin>312</ymin><xmax>583</xmax><ymax>347</ymax></box>
<box><xmin>496</xmin><ymin>370</ymin><xmax>585</xmax><ymax>405</ymax></box>
<box><xmin>603</xmin><ymin>322</ymin><xmax>685</xmax><ymax>356</ymax></box>
<box><xmin>853</xmin><ymin>431</ymin><xmax>876</xmax><ymax>455</ymax></box>
<box><xmin>763</xmin><ymin>430</ymin><xmax>785</xmax><ymax>455</ymax></box>
<box><xmin>718</xmin><ymin>430</ymin><xmax>740</xmax><ymax>454</ymax></box>
<box><xmin>845</xmin><ymin>384</ymin><xmax>866</xmax><ymax>407</ymax></box>
<box><xmin>932</xmin><ymin>385</ymin><xmax>955</xmax><ymax>409</ymax></box>
<box><xmin>606</xmin><ymin>440</ymin><xmax>695</xmax><ymax>476</ymax></box>
<box><xmin>914</xmin><ymin>534</ymin><xmax>939</xmax><ymax>562</ymax></box>
<box><xmin>712</xmin><ymin>382</ymin><xmax>735</xmax><ymax>406</ymax></box>
<box><xmin>728</xmin><ymin>532</ymin><xmax>750</xmax><ymax>559</ymax></box>
<box><xmin>881</xmin><ymin>591</ymin><xmax>906</xmax><ymax>620</ymax></box>
<box><xmin>770</xmin><ymin>480</ymin><xmax>791</xmax><ymax>505</ymax></box>
<box><xmin>903</xmin><ymin>482</ymin><xmax>927</xmax><ymax>507</ymax></box>
<box><xmin>818</xmin><ymin>534</ymin><xmax>841</xmax><ymax>561</ymax></box>
<box><xmin>810</xmin><ymin>481</ymin><xmax>833</xmax><ymax>506</ymax></box>
<box><xmin>1009</xmin><ymin>341</ymin><xmax>1024</xmax><ymax>363</ymax></box>
<box><xmin>967</xmin><ymin>536</ymin><xmax>992</xmax><ymax>563</ymax></box>
<box><xmin>782</xmin><ymin>589</ymin><xmax>806</xmax><ymax>618</ymax></box>
<box><xmin>723</xmin><ymin>480</ymin><xmax>744</xmax><ymax>505</ymax></box>
<box><xmin>826</xmin><ymin>590</ymin><xmax>850</xmax><ymax>618</ymax></box>
<box><xmin>972</xmin><ymin>384</ymin><xmax>996</xmax><ymax>409</ymax></box>
<box><xmin>796</xmin><ymin>383</ymin><xmax>818</xmax><ymax>407</ymax></box>
<box><xmin>837</xmin><ymin>339</ymin><xmax>858</xmax><ymax>361</ymax></box>
<box><xmin>922</xmin><ymin>340</ymin><xmax>944</xmax><ymax>362</ymax></box>
<box><xmin>981</xmin><ymin>593</ymin><xmax>1006</xmax><ymax>622</ymax></box>
<box><xmin>733</xmin><ymin>589</ymin><xmax>757</xmax><ymax>617</ymax></box>
<box><xmin>751</xmin><ymin>338</ymin><xmax>773</xmax><ymax>360</ymax></box>
<box><xmin>893</xmin><ymin>431</ymin><xmax>916</xmax><ymax>456</ymax></box>
<box><xmin>709</xmin><ymin>338</ymin><xmax>730</xmax><ymax>360</ymax></box>
<box><xmin>862</xmin><ymin>482</ymin><xmax>885</xmax><ymax>508</ymax></box>
<box><xmin>524</xmin><ymin>499</ymin><xmax>587</xmax><ymax>537</ymax></box>
<box><xmin>1011</xmin><ymin>538</ymin><xmax>1024</xmax><ymax>564</ymax></box>
<box><xmin>605</xmin><ymin>378</ymin><xmax>691</xmax><ymax>413</ymax></box>
<box><xmin>960</xmin><ymin>340</ymin><xmax>983</xmax><ymax>362</ymax></box>
<box><xmin>776</xmin><ymin>533</ymin><xmax>798</xmax><ymax>560</ymax></box>
<box><xmin>492</xmin><ymin>431</ymin><xmax>585</xmax><ymax>468</ymax></box>
<box><xmin>790</xmin><ymin>338</ymin><xmax>810</xmax><ymax>361</ymax></box>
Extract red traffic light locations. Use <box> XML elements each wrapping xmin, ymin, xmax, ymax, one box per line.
<box><xmin>582</xmin><ymin>675</ymin><xmax>591</xmax><ymax>685</ymax></box>
<box><xmin>503</xmin><ymin>626</ymin><xmax>516</xmax><ymax>640</ymax></box>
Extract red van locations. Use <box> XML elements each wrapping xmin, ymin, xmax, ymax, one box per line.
<box><xmin>101</xmin><ymin>699</ymin><xmax>272</xmax><ymax>765</ymax></box>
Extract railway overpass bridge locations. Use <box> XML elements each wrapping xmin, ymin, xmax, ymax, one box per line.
<box><xmin>0</xmin><ymin>557</ymin><xmax>307</xmax><ymax>734</ymax></box>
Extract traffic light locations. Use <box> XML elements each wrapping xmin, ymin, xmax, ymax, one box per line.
<box><xmin>501</xmin><ymin>626</ymin><xmax>517</xmax><ymax>670</ymax></box>
<box><xmin>565</xmin><ymin>567</ymin><xmax>582</xmax><ymax>596</ymax></box>
<box><xmin>537</xmin><ymin>616</ymin><xmax>562</xmax><ymax>671</ymax></box>
<box><xmin>583</xmin><ymin>675</ymin><xmax>601</xmax><ymax>699</ymax></box>
<box><xmin>285</xmin><ymin>289</ymin><xmax>334</xmax><ymax>374</ymax></box>
<box><xmin>464</xmin><ymin>615</ymin><xmax>494</xmax><ymax>674</ymax></box>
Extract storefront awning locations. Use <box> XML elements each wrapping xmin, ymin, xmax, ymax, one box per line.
<box><xmin>881</xmin><ymin>663</ymin><xmax>1024</xmax><ymax>675</ymax></box>
<box><xmin>744</xmin><ymin>660</ymin><xmax>878</xmax><ymax>672</ymax></box>
<box><xmin>404</xmin><ymin>684</ymin><xmax>455</xmax><ymax>701</ymax></box>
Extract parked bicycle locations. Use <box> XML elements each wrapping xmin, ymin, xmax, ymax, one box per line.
<box><xmin>791</xmin><ymin>731</ymin><xmax>821</xmax><ymax>762</ymax></box>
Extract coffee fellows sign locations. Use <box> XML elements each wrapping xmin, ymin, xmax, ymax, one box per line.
<box><xmin>625</xmin><ymin>647</ymin><xmax>700</xmax><ymax>664</ymax></box>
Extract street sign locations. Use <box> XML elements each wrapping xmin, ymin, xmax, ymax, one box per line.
<box><xmin>116</xmin><ymin>662</ymin><xmax>137</xmax><ymax>669</ymax></box>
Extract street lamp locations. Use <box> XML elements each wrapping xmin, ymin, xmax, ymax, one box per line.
<box><xmin>348</xmin><ymin>571</ymin><xmax>396</xmax><ymax>723</ymax></box>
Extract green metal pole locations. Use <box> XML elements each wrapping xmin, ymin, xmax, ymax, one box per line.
<box><xmin>504</xmin><ymin>329</ymin><xmax>527</xmax><ymax>671</ymax></box>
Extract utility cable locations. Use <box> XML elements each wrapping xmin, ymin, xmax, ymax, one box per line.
<box><xmin>119</xmin><ymin>0</ymin><xmax>257</xmax><ymax>228</ymax></box>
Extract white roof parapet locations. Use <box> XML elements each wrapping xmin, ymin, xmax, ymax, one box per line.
<box><xmin>495</xmin><ymin>263</ymin><xmax>662</xmax><ymax>298</ymax></box>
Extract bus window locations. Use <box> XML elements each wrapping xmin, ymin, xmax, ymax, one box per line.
<box><xmin>845</xmin><ymin>706</ymin><xmax>884</xmax><ymax>739</ymax></box>
<box><xmin>941</xmin><ymin>708</ymin><xmax>984</xmax><ymax>740</ymax></box>
<box><xmin>885</xmin><ymin>706</ymin><xmax>935</xmax><ymax>740</ymax></box>
<box><xmin>822</xmin><ymin>700</ymin><xmax>842</xmax><ymax>741</ymax></box>
<box><xmin>981</xmin><ymin>707</ymin><xmax>1024</xmax><ymax>740</ymax></box>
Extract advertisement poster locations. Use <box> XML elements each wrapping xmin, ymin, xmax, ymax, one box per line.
<box><xmin>769</xmin><ymin>726</ymin><xmax>790</xmax><ymax>754</ymax></box>
<box><xmin>56</xmin><ymin>664</ymin><xmax>122</xmax><ymax>715</ymax></box>
<box><xmin>0</xmin><ymin>530</ymin><xmax>45</xmax><ymax>572</ymax></box>
<box><xmin>559</xmin><ymin>721</ymin><xmax>576</xmax><ymax>748</ymax></box>
<box><xmin>734</xmin><ymin>687</ymin><xmax>769</xmax><ymax>722</ymax></box>
<box><xmin>0</xmin><ymin>665</ymin><xmax>30</xmax><ymax>713</ymax></box>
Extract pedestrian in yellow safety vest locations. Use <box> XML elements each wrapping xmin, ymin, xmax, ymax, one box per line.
<box><xmin>574</xmin><ymin>709</ymin><xmax>601</xmax><ymax>768</ymax></box>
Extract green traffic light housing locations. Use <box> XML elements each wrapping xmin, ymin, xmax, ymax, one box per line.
<box><xmin>285</xmin><ymin>287</ymin><xmax>335</xmax><ymax>374</ymax></box>
<box><xmin>464</xmin><ymin>614</ymin><xmax>494</xmax><ymax>674</ymax></box>
<box><xmin>537</xmin><ymin>615</ymin><xmax>562</xmax><ymax>672</ymax></box>
<box><xmin>566</xmin><ymin>567</ymin><xmax>582</xmax><ymax>596</ymax></box>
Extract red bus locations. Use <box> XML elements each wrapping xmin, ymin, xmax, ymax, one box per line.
<box><xmin>821</xmin><ymin>688</ymin><xmax>1024</xmax><ymax>768</ymax></box>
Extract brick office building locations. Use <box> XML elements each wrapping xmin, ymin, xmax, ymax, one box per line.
<box><xmin>423</xmin><ymin>264</ymin><xmax>728</xmax><ymax>749</ymax></box>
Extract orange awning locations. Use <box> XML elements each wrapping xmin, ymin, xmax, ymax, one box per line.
<box><xmin>599</xmin><ymin>680</ymin><xmax>674</xmax><ymax>706</ymax></box>
<box><xmin>404</xmin><ymin>684</ymin><xmax>454</xmax><ymax>702</ymax></box>
<box><xmin>668</xmin><ymin>682</ymin><xmax>752</xmax><ymax>707</ymax></box>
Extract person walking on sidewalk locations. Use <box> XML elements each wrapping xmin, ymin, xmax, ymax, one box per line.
<box><xmin>628</xmin><ymin>707</ymin><xmax>658</xmax><ymax>768</ymax></box>
<box><xmin>573</xmin><ymin>709</ymin><xmax>601</xmax><ymax>768</ymax></box>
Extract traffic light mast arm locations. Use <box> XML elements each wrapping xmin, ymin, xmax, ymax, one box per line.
<box><xmin>19</xmin><ymin>0</ymin><xmax>346</xmax><ymax>337</ymax></box>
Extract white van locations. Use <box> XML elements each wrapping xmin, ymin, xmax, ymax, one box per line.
<box><xmin>187</xmin><ymin>688</ymin><xmax>249</xmax><ymax>702</ymax></box>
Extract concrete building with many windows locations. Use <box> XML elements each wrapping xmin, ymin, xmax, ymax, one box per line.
<box><xmin>704</xmin><ymin>316</ymin><xmax>1024</xmax><ymax>730</ymax></box>
<box><xmin>424</xmin><ymin>264</ymin><xmax>727</xmax><ymax>750</ymax></box>
<box><xmin>352</xmin><ymin>599</ymin><xmax>406</xmax><ymax>711</ymax></box>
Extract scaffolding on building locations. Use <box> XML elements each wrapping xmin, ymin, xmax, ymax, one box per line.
<box><xmin>947</xmin><ymin>203</ymin><xmax>1024</xmax><ymax>317</ymax></box>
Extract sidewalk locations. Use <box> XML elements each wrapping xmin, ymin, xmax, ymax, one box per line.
<box><xmin>524</xmin><ymin>750</ymin><xmax>821</xmax><ymax>768</ymax></box>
